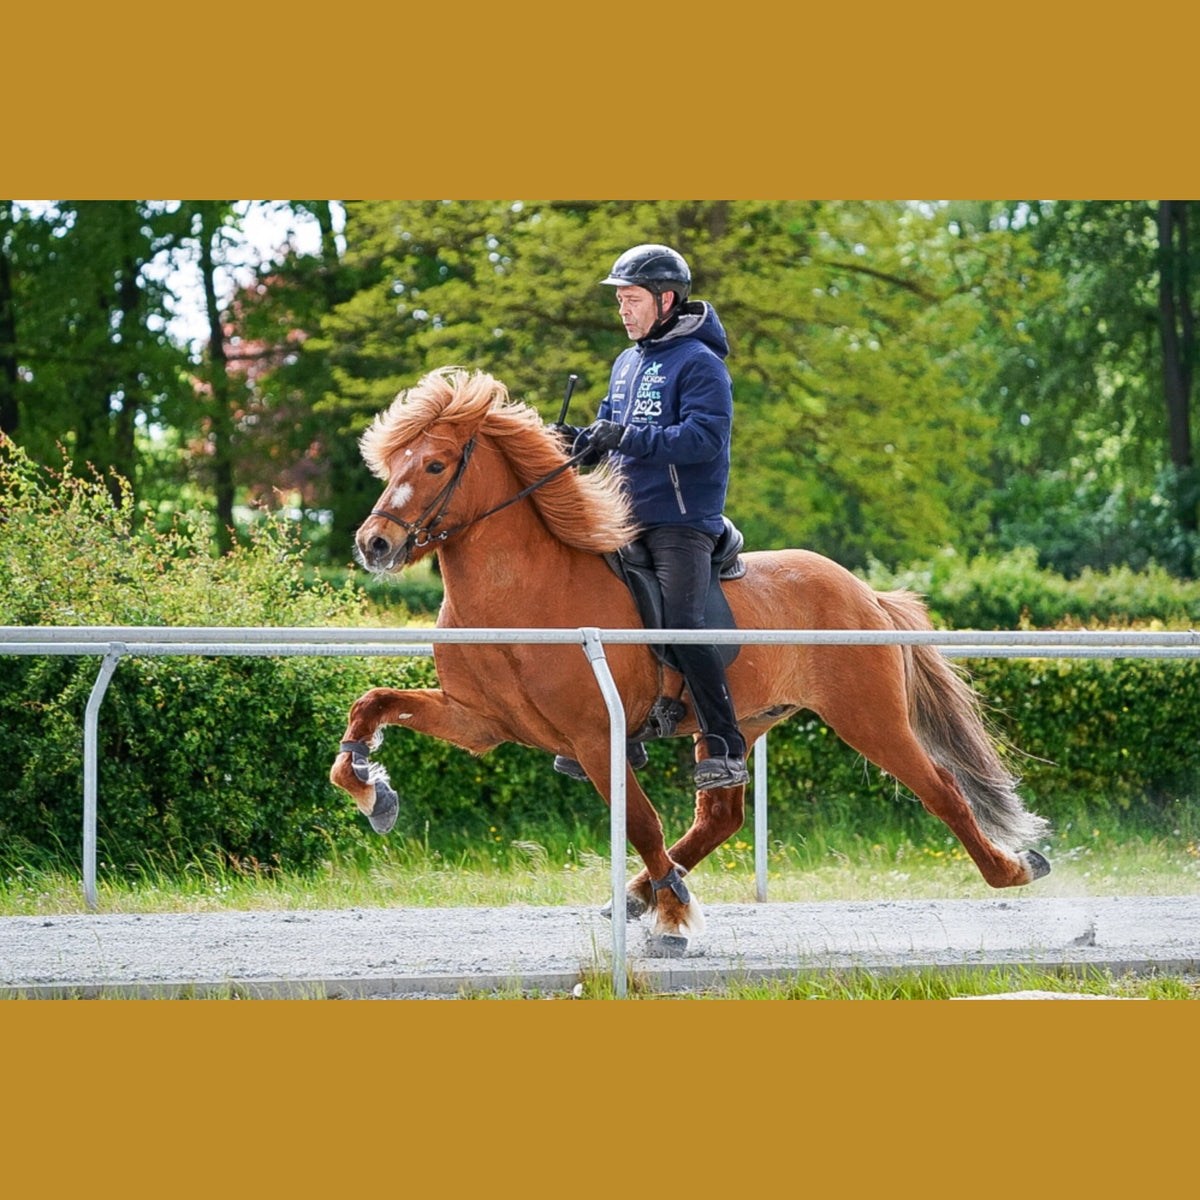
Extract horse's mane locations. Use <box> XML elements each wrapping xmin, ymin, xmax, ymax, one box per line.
<box><xmin>360</xmin><ymin>366</ymin><xmax>638</xmax><ymax>552</ymax></box>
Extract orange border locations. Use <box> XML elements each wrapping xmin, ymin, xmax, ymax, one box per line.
<box><xmin>9</xmin><ymin>7</ymin><xmax>1200</xmax><ymax>197</ymax></box>
<box><xmin>4</xmin><ymin>1001</ymin><xmax>1197</xmax><ymax>1191</ymax></box>
<box><xmin>5</xmin><ymin>4</ymin><xmax>1197</xmax><ymax>1192</ymax></box>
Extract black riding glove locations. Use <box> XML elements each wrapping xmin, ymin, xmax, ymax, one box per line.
<box><xmin>581</xmin><ymin>419</ymin><xmax>627</xmax><ymax>455</ymax></box>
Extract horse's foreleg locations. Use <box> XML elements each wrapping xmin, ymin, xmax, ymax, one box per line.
<box><xmin>329</xmin><ymin>687</ymin><xmax>504</xmax><ymax>833</ymax></box>
<box><xmin>578</xmin><ymin>749</ymin><xmax>705</xmax><ymax>955</ymax></box>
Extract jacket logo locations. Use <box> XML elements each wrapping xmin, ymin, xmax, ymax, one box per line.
<box><xmin>636</xmin><ymin>361</ymin><xmax>666</xmax><ymax>401</ymax></box>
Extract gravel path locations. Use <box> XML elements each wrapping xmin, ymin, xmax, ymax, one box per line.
<box><xmin>3</xmin><ymin>894</ymin><xmax>1198</xmax><ymax>998</ymax></box>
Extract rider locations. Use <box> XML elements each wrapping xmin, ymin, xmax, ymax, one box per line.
<box><xmin>554</xmin><ymin>243</ymin><xmax>748</xmax><ymax>791</ymax></box>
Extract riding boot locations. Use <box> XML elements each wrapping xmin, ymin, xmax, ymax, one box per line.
<box><xmin>672</xmin><ymin>642</ymin><xmax>748</xmax><ymax>789</ymax></box>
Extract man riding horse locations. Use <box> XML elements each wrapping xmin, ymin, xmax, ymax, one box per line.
<box><xmin>553</xmin><ymin>243</ymin><xmax>748</xmax><ymax>791</ymax></box>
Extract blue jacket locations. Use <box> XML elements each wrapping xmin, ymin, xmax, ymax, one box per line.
<box><xmin>598</xmin><ymin>301</ymin><xmax>732</xmax><ymax>537</ymax></box>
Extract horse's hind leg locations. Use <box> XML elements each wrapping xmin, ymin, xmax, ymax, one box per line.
<box><xmin>814</xmin><ymin>660</ymin><xmax>1039</xmax><ymax>889</ymax></box>
<box><xmin>613</xmin><ymin>718</ymin><xmax>785</xmax><ymax>919</ymax></box>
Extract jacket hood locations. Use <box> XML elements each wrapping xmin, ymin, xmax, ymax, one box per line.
<box><xmin>641</xmin><ymin>300</ymin><xmax>729</xmax><ymax>360</ymax></box>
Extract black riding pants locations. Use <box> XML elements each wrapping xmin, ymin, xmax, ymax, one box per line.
<box><xmin>639</xmin><ymin>524</ymin><xmax>746</xmax><ymax>759</ymax></box>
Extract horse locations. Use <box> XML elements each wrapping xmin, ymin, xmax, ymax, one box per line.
<box><xmin>329</xmin><ymin>365</ymin><xmax>1051</xmax><ymax>954</ymax></box>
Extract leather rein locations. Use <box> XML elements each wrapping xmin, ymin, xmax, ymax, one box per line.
<box><xmin>368</xmin><ymin>436</ymin><xmax>592</xmax><ymax>554</ymax></box>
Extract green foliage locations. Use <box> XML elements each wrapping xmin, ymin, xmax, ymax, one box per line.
<box><xmin>1</xmin><ymin>201</ymin><xmax>193</xmax><ymax>489</ymax></box>
<box><xmin>5</xmin><ymin>435</ymin><xmax>1200</xmax><ymax>880</ymax></box>
<box><xmin>312</xmin><ymin>200</ymin><xmax>1044</xmax><ymax>568</ymax></box>
<box><xmin>967</xmin><ymin>656</ymin><xmax>1200</xmax><ymax>835</ymax></box>
<box><xmin>309</xmin><ymin>562</ymin><xmax>445</xmax><ymax>617</ymax></box>
<box><xmin>864</xmin><ymin>546</ymin><xmax>1200</xmax><ymax>629</ymax></box>
<box><xmin>980</xmin><ymin>200</ymin><xmax>1200</xmax><ymax>575</ymax></box>
<box><xmin>8</xmin><ymin>199</ymin><xmax>1200</xmax><ymax>580</ymax></box>
<box><xmin>990</xmin><ymin>466</ymin><xmax>1200</xmax><ymax>579</ymax></box>
<box><xmin>0</xmin><ymin>435</ymin><xmax>397</xmax><ymax>871</ymax></box>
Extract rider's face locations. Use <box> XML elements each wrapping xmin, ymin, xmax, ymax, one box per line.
<box><xmin>615</xmin><ymin>285</ymin><xmax>670</xmax><ymax>341</ymax></box>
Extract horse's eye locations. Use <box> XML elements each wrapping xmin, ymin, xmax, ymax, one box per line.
<box><xmin>427</xmin><ymin>461</ymin><xmax>446</xmax><ymax>475</ymax></box>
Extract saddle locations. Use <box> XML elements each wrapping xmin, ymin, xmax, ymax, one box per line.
<box><xmin>603</xmin><ymin>516</ymin><xmax>747</xmax><ymax>674</ymax></box>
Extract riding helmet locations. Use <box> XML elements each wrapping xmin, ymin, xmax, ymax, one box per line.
<box><xmin>600</xmin><ymin>244</ymin><xmax>691</xmax><ymax>303</ymax></box>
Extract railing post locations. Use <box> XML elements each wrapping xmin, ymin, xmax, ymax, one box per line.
<box><xmin>83</xmin><ymin>644</ymin><xmax>124</xmax><ymax>909</ymax></box>
<box><xmin>754</xmin><ymin>733</ymin><xmax>768</xmax><ymax>902</ymax></box>
<box><xmin>579</xmin><ymin>627</ymin><xmax>628</xmax><ymax>998</ymax></box>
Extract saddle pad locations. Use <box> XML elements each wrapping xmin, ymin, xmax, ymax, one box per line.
<box><xmin>603</xmin><ymin>552</ymin><xmax>740</xmax><ymax>671</ymax></box>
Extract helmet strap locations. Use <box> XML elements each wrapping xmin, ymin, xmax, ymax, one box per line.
<box><xmin>641</xmin><ymin>292</ymin><xmax>681</xmax><ymax>343</ymax></box>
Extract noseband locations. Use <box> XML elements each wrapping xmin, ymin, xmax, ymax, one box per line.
<box><xmin>367</xmin><ymin>436</ymin><xmax>591</xmax><ymax>554</ymax></box>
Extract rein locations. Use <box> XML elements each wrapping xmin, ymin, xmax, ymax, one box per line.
<box><xmin>368</xmin><ymin>436</ymin><xmax>593</xmax><ymax>553</ymax></box>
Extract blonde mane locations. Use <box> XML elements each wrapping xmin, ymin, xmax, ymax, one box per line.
<box><xmin>360</xmin><ymin>366</ymin><xmax>638</xmax><ymax>552</ymax></box>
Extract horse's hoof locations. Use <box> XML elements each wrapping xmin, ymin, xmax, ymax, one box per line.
<box><xmin>368</xmin><ymin>781</ymin><xmax>399</xmax><ymax>834</ymax></box>
<box><xmin>600</xmin><ymin>891</ymin><xmax>650</xmax><ymax>922</ymax></box>
<box><xmin>1022</xmin><ymin>848</ymin><xmax>1051</xmax><ymax>882</ymax></box>
<box><xmin>646</xmin><ymin>933</ymin><xmax>688</xmax><ymax>958</ymax></box>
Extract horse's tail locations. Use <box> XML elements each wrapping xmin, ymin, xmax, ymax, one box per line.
<box><xmin>876</xmin><ymin>590</ymin><xmax>1051</xmax><ymax>852</ymax></box>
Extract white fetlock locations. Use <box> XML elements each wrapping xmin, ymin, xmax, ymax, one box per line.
<box><xmin>652</xmin><ymin>893</ymin><xmax>706</xmax><ymax>943</ymax></box>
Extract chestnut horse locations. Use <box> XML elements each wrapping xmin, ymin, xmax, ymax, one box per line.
<box><xmin>330</xmin><ymin>366</ymin><xmax>1050</xmax><ymax>953</ymax></box>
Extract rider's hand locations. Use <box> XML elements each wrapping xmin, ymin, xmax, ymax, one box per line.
<box><xmin>581</xmin><ymin>419</ymin><xmax>627</xmax><ymax>454</ymax></box>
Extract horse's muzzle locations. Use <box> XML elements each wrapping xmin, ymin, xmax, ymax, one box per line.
<box><xmin>355</xmin><ymin>527</ymin><xmax>409</xmax><ymax>573</ymax></box>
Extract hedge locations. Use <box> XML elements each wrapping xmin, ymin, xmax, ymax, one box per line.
<box><xmin>3</xmin><ymin>435</ymin><xmax>1198</xmax><ymax>876</ymax></box>
<box><xmin>4</xmin><ymin>642</ymin><xmax>1198</xmax><ymax>876</ymax></box>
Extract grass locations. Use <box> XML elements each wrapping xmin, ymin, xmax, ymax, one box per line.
<box><xmin>3</xmin><ymin>822</ymin><xmax>1198</xmax><ymax>917</ymax></box>
<box><xmin>565</xmin><ymin>963</ymin><xmax>1200</xmax><ymax>1001</ymax></box>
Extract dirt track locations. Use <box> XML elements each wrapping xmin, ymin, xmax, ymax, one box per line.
<box><xmin>2</xmin><ymin>894</ymin><xmax>1198</xmax><ymax>998</ymax></box>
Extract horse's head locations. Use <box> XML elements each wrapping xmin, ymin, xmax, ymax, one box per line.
<box><xmin>353</xmin><ymin>365</ymin><xmax>637</xmax><ymax>573</ymax></box>
<box><xmin>353</xmin><ymin>368</ymin><xmax>503</xmax><ymax>573</ymax></box>
<box><xmin>354</xmin><ymin>420</ymin><xmax>480</xmax><ymax>573</ymax></box>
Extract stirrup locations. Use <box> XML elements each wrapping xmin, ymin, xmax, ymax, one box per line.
<box><xmin>553</xmin><ymin>755</ymin><xmax>589</xmax><ymax>780</ymax></box>
<box><xmin>693</xmin><ymin>755</ymin><xmax>748</xmax><ymax>789</ymax></box>
<box><xmin>553</xmin><ymin>743</ymin><xmax>648</xmax><ymax>781</ymax></box>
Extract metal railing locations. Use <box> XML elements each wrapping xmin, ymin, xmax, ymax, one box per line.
<box><xmin>3</xmin><ymin>624</ymin><xmax>1198</xmax><ymax>997</ymax></box>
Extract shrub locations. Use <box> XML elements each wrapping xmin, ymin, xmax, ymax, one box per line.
<box><xmin>3</xmin><ymin>434</ymin><xmax>1198</xmax><ymax>877</ymax></box>
<box><xmin>0</xmin><ymin>435</ymin><xmax>405</xmax><ymax>871</ymax></box>
<box><xmin>864</xmin><ymin>546</ymin><xmax>1200</xmax><ymax>629</ymax></box>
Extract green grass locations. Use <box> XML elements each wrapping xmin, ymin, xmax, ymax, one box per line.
<box><xmin>3</xmin><ymin>822</ymin><xmax>1198</xmax><ymax>917</ymax></box>
<box><xmin>565</xmin><ymin>963</ymin><xmax>1200</xmax><ymax>1001</ymax></box>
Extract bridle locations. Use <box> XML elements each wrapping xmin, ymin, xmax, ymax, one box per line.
<box><xmin>366</xmin><ymin>435</ymin><xmax>592</xmax><ymax>555</ymax></box>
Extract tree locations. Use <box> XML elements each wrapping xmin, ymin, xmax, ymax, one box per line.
<box><xmin>982</xmin><ymin>200</ymin><xmax>1200</xmax><ymax>575</ymax></box>
<box><xmin>0</xmin><ymin>204</ymin><xmax>19</xmax><ymax>436</ymax></box>
<box><xmin>191</xmin><ymin>201</ymin><xmax>240</xmax><ymax>554</ymax></box>
<box><xmin>221</xmin><ymin>201</ymin><xmax>358</xmax><ymax>556</ymax></box>
<box><xmin>1157</xmin><ymin>200</ymin><xmax>1196</xmax><ymax>532</ymax></box>
<box><xmin>0</xmin><ymin>201</ymin><xmax>192</xmax><ymax>504</ymax></box>
<box><xmin>308</xmin><ymin>200</ymin><xmax>1037</xmax><ymax>568</ymax></box>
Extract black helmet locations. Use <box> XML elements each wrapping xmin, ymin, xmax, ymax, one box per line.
<box><xmin>600</xmin><ymin>243</ymin><xmax>691</xmax><ymax>304</ymax></box>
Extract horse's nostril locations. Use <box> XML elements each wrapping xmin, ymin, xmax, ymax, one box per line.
<box><xmin>369</xmin><ymin>536</ymin><xmax>390</xmax><ymax>557</ymax></box>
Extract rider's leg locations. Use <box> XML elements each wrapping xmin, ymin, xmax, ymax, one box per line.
<box><xmin>640</xmin><ymin>525</ymin><xmax>747</xmax><ymax>788</ymax></box>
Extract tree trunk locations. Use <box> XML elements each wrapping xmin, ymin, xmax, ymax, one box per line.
<box><xmin>1157</xmin><ymin>200</ymin><xmax>1197</xmax><ymax>534</ymax></box>
<box><xmin>198</xmin><ymin>206</ymin><xmax>237</xmax><ymax>555</ymax></box>
<box><xmin>0</xmin><ymin>204</ymin><xmax>18</xmax><ymax>436</ymax></box>
<box><xmin>110</xmin><ymin>246</ymin><xmax>143</xmax><ymax>498</ymax></box>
